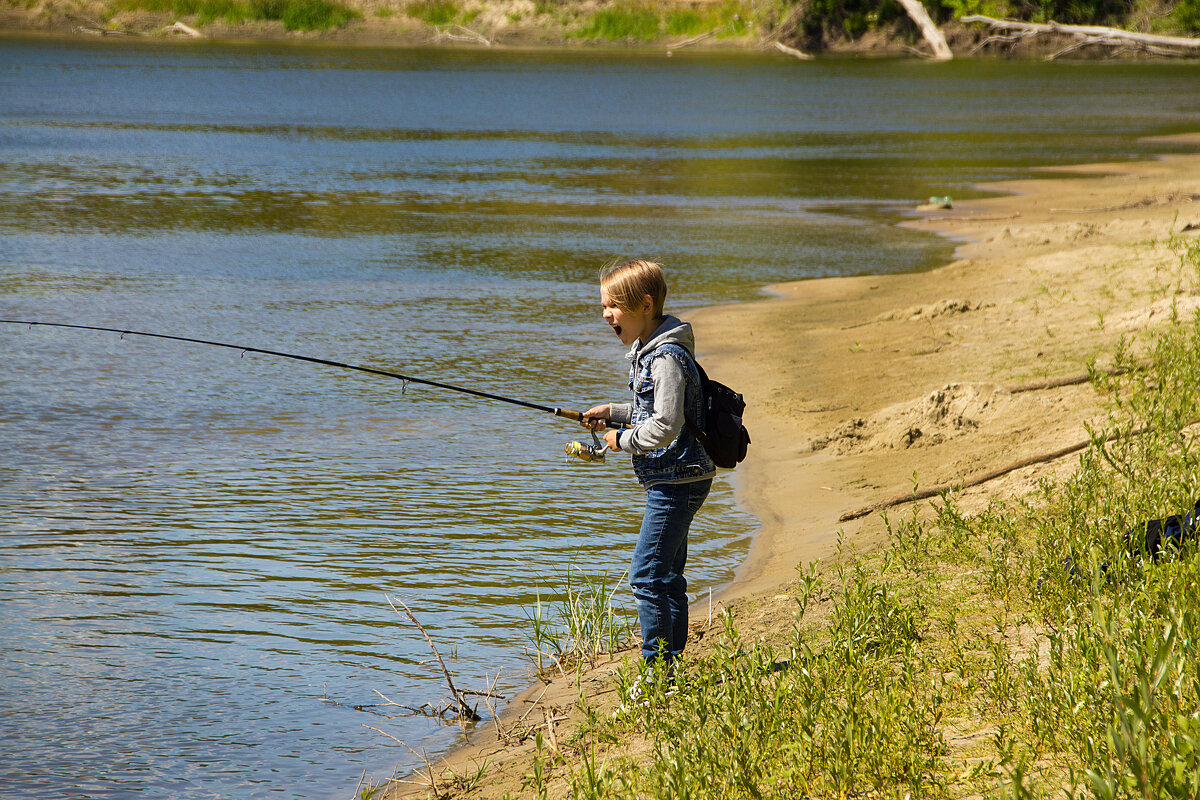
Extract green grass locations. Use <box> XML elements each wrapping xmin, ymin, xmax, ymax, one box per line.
<box><xmin>523</xmin><ymin>566</ymin><xmax>635</xmax><ymax>679</ymax></box>
<box><xmin>664</xmin><ymin>8</ymin><xmax>704</xmax><ymax>36</ymax></box>
<box><xmin>260</xmin><ymin>0</ymin><xmax>357</xmax><ymax>29</ymax></box>
<box><xmin>405</xmin><ymin>0</ymin><xmax>457</xmax><ymax>25</ymax></box>
<box><xmin>114</xmin><ymin>0</ymin><xmax>357</xmax><ymax>29</ymax></box>
<box><xmin>572</xmin><ymin>0</ymin><xmax>754</xmax><ymax>41</ymax></box>
<box><xmin>574</xmin><ymin>5</ymin><xmax>661</xmax><ymax>41</ymax></box>
<box><xmin>519</xmin><ymin>236</ymin><xmax>1200</xmax><ymax>798</ymax></box>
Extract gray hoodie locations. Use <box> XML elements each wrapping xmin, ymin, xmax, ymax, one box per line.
<box><xmin>608</xmin><ymin>316</ymin><xmax>696</xmax><ymax>456</ymax></box>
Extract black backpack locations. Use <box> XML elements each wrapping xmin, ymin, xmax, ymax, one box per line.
<box><xmin>686</xmin><ymin>362</ymin><xmax>750</xmax><ymax>469</ymax></box>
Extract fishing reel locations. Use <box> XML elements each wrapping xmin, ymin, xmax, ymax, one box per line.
<box><xmin>565</xmin><ymin>430</ymin><xmax>610</xmax><ymax>464</ymax></box>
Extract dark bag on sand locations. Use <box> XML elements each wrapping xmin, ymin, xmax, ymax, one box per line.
<box><xmin>686</xmin><ymin>362</ymin><xmax>750</xmax><ymax>469</ymax></box>
<box><xmin>1135</xmin><ymin>499</ymin><xmax>1200</xmax><ymax>561</ymax></box>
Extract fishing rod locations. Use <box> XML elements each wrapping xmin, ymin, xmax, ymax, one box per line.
<box><xmin>1</xmin><ymin>319</ymin><xmax>617</xmax><ymax>459</ymax></box>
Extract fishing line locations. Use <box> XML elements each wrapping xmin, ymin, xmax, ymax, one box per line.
<box><xmin>0</xmin><ymin>319</ymin><xmax>608</xmax><ymax>429</ymax></box>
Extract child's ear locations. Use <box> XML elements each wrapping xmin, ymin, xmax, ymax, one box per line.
<box><xmin>642</xmin><ymin>294</ymin><xmax>654</xmax><ymax>314</ymax></box>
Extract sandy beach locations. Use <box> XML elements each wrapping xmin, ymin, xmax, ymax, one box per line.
<box><xmin>381</xmin><ymin>137</ymin><xmax>1200</xmax><ymax>798</ymax></box>
<box><xmin>697</xmin><ymin>136</ymin><xmax>1200</xmax><ymax>601</ymax></box>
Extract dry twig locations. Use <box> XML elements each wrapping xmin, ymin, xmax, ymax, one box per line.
<box><xmin>479</xmin><ymin>670</ymin><xmax>510</xmax><ymax>742</ymax></box>
<box><xmin>351</xmin><ymin>769</ymin><xmax>367</xmax><ymax>800</ymax></box>
<box><xmin>543</xmin><ymin>708</ymin><xmax>560</xmax><ymax>756</ymax></box>
<box><xmin>513</xmin><ymin>684</ymin><xmax>552</xmax><ymax>732</ymax></box>
<box><xmin>387</xmin><ymin>595</ymin><xmax>481</xmax><ymax>722</ymax></box>
<box><xmin>363</xmin><ymin>730</ymin><xmax>441</xmax><ymax>796</ymax></box>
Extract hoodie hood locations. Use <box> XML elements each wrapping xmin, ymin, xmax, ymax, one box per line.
<box><xmin>626</xmin><ymin>315</ymin><xmax>695</xmax><ymax>362</ymax></box>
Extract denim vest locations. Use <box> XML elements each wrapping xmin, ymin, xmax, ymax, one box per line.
<box><xmin>628</xmin><ymin>342</ymin><xmax>716</xmax><ymax>486</ymax></box>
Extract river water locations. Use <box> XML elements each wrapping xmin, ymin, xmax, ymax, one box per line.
<box><xmin>1</xmin><ymin>37</ymin><xmax>1198</xmax><ymax>798</ymax></box>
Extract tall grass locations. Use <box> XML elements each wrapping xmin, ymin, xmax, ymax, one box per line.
<box><xmin>115</xmin><ymin>0</ymin><xmax>357</xmax><ymax>29</ymax></box>
<box><xmin>518</xmin><ymin>237</ymin><xmax>1200</xmax><ymax>798</ymax></box>
<box><xmin>573</xmin><ymin>0</ymin><xmax>753</xmax><ymax>41</ymax></box>
<box><xmin>405</xmin><ymin>0</ymin><xmax>457</xmax><ymax>26</ymax></box>
<box><xmin>574</xmin><ymin>5</ymin><xmax>661</xmax><ymax>41</ymax></box>
<box><xmin>523</xmin><ymin>566</ymin><xmax>635</xmax><ymax>679</ymax></box>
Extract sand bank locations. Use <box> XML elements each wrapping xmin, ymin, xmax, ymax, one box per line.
<box><xmin>381</xmin><ymin>138</ymin><xmax>1200</xmax><ymax>798</ymax></box>
<box><xmin>695</xmin><ymin>136</ymin><xmax>1200</xmax><ymax>601</ymax></box>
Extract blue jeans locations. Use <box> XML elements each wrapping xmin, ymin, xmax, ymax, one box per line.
<box><xmin>630</xmin><ymin>478</ymin><xmax>712</xmax><ymax>665</ymax></box>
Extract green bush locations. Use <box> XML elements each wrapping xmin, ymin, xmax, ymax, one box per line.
<box><xmin>1021</xmin><ymin>0</ymin><xmax>1130</xmax><ymax>24</ymax></box>
<box><xmin>801</xmin><ymin>0</ymin><xmax>905</xmax><ymax>39</ymax></box>
<box><xmin>1169</xmin><ymin>0</ymin><xmax>1200</xmax><ymax>31</ymax></box>
<box><xmin>933</xmin><ymin>0</ymin><xmax>1012</xmax><ymax>21</ymax></box>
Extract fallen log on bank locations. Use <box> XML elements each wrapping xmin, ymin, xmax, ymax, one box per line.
<box><xmin>164</xmin><ymin>21</ymin><xmax>202</xmax><ymax>37</ymax></box>
<box><xmin>963</xmin><ymin>15</ymin><xmax>1200</xmax><ymax>58</ymax></box>
<box><xmin>897</xmin><ymin>0</ymin><xmax>953</xmax><ymax>59</ymax></box>
<box><xmin>839</xmin><ymin>423</ymin><xmax>1158</xmax><ymax>522</ymax></box>
<box><xmin>431</xmin><ymin>23</ymin><xmax>491</xmax><ymax>46</ymax></box>
<box><xmin>772</xmin><ymin>40</ymin><xmax>814</xmax><ymax>60</ymax></box>
<box><xmin>838</xmin><ymin>436</ymin><xmax>1094</xmax><ymax>521</ymax></box>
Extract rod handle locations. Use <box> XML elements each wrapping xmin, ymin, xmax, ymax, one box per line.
<box><xmin>554</xmin><ymin>408</ymin><xmax>620</xmax><ymax>430</ymax></box>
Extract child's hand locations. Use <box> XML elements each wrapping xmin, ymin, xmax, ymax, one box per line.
<box><xmin>581</xmin><ymin>404</ymin><xmax>611</xmax><ymax>431</ymax></box>
<box><xmin>602</xmin><ymin>428</ymin><xmax>621</xmax><ymax>451</ymax></box>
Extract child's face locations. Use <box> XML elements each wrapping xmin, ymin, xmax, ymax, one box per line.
<box><xmin>601</xmin><ymin>289</ymin><xmax>657</xmax><ymax>348</ymax></box>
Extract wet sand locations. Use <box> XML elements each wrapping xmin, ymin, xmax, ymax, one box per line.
<box><xmin>381</xmin><ymin>136</ymin><xmax>1200</xmax><ymax>799</ymax></box>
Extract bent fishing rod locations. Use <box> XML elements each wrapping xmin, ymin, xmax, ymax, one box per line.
<box><xmin>1</xmin><ymin>319</ymin><xmax>618</xmax><ymax>457</ymax></box>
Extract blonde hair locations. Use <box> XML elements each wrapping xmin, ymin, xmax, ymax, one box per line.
<box><xmin>600</xmin><ymin>259</ymin><xmax>667</xmax><ymax>317</ymax></box>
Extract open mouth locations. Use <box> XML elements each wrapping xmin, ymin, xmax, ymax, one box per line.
<box><xmin>613</xmin><ymin>325</ymin><xmax>623</xmax><ymax>336</ymax></box>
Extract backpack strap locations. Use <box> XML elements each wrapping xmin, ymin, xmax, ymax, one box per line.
<box><xmin>683</xmin><ymin>360</ymin><xmax>708</xmax><ymax>441</ymax></box>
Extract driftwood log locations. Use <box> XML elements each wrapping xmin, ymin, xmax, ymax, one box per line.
<box><xmin>838</xmin><ymin>361</ymin><xmax>1154</xmax><ymax>521</ymax></box>
<box><xmin>838</xmin><ymin>436</ymin><xmax>1093</xmax><ymax>521</ymax></box>
<box><xmin>164</xmin><ymin>21</ymin><xmax>202</xmax><ymax>37</ymax></box>
<box><xmin>431</xmin><ymin>24</ymin><xmax>491</xmax><ymax>46</ymax></box>
<box><xmin>773</xmin><ymin>40</ymin><xmax>814</xmax><ymax>60</ymax></box>
<box><xmin>839</xmin><ymin>426</ymin><xmax>1157</xmax><ymax>522</ymax></box>
<box><xmin>963</xmin><ymin>15</ymin><xmax>1200</xmax><ymax>58</ymax></box>
<box><xmin>897</xmin><ymin>0</ymin><xmax>953</xmax><ymax>59</ymax></box>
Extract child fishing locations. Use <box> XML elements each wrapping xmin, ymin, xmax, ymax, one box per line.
<box><xmin>582</xmin><ymin>259</ymin><xmax>716</xmax><ymax>679</ymax></box>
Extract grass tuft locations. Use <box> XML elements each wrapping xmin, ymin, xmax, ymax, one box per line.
<box><xmin>523</xmin><ymin>566</ymin><xmax>635</xmax><ymax>679</ymax></box>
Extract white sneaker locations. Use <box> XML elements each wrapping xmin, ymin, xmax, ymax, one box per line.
<box><xmin>614</xmin><ymin>674</ymin><xmax>677</xmax><ymax>716</ymax></box>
